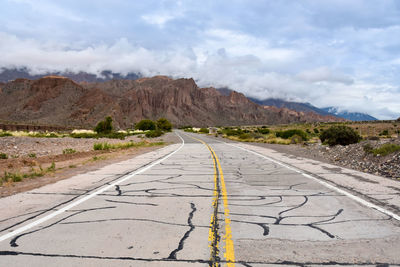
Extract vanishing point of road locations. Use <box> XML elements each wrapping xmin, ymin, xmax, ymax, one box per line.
<box><xmin>0</xmin><ymin>131</ymin><xmax>399</xmax><ymax>266</ymax></box>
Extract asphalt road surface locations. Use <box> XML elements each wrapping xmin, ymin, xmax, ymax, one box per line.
<box><xmin>0</xmin><ymin>131</ymin><xmax>399</xmax><ymax>266</ymax></box>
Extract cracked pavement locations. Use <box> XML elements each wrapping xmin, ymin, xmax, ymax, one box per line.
<box><xmin>0</xmin><ymin>131</ymin><xmax>399</xmax><ymax>266</ymax></box>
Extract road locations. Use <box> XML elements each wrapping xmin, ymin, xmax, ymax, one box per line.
<box><xmin>0</xmin><ymin>131</ymin><xmax>399</xmax><ymax>266</ymax></box>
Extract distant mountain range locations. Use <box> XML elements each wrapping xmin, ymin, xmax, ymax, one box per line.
<box><xmin>321</xmin><ymin>107</ymin><xmax>377</xmax><ymax>121</ymax></box>
<box><xmin>247</xmin><ymin>97</ymin><xmax>377</xmax><ymax>121</ymax></box>
<box><xmin>0</xmin><ymin>75</ymin><xmax>344</xmax><ymax>128</ymax></box>
<box><xmin>0</xmin><ymin>68</ymin><xmax>376</xmax><ymax>123</ymax></box>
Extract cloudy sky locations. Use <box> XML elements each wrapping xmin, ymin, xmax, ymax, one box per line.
<box><xmin>1</xmin><ymin>0</ymin><xmax>400</xmax><ymax>119</ymax></box>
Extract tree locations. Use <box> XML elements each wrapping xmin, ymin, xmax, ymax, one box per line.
<box><xmin>135</xmin><ymin>119</ymin><xmax>156</xmax><ymax>131</ymax></box>
<box><xmin>156</xmin><ymin>118</ymin><xmax>172</xmax><ymax>131</ymax></box>
<box><xmin>94</xmin><ymin>116</ymin><xmax>113</xmax><ymax>134</ymax></box>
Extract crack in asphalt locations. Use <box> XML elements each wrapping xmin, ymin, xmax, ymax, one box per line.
<box><xmin>167</xmin><ymin>202</ymin><xmax>197</xmax><ymax>260</ymax></box>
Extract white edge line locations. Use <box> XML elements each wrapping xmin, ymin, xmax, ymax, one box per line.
<box><xmin>218</xmin><ymin>140</ymin><xmax>400</xmax><ymax>221</ymax></box>
<box><xmin>0</xmin><ymin>132</ymin><xmax>185</xmax><ymax>243</ymax></box>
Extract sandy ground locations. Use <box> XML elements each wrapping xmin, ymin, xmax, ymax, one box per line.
<box><xmin>0</xmin><ymin>132</ymin><xmax>180</xmax><ymax>197</ymax></box>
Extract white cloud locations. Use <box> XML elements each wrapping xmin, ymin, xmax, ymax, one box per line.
<box><xmin>141</xmin><ymin>13</ymin><xmax>175</xmax><ymax>28</ymax></box>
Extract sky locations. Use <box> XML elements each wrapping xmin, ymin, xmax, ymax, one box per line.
<box><xmin>1</xmin><ymin>0</ymin><xmax>400</xmax><ymax>119</ymax></box>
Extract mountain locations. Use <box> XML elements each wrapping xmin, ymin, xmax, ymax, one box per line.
<box><xmin>321</xmin><ymin>107</ymin><xmax>377</xmax><ymax>121</ymax></box>
<box><xmin>248</xmin><ymin>96</ymin><xmax>377</xmax><ymax>121</ymax></box>
<box><xmin>0</xmin><ymin>76</ymin><xmax>343</xmax><ymax>128</ymax></box>
<box><xmin>248</xmin><ymin>97</ymin><xmax>333</xmax><ymax>116</ymax></box>
<box><xmin>0</xmin><ymin>68</ymin><xmax>140</xmax><ymax>83</ymax></box>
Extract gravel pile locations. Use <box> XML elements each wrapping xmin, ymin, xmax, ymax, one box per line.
<box><xmin>311</xmin><ymin>139</ymin><xmax>400</xmax><ymax>179</ymax></box>
<box><xmin>250</xmin><ymin>138</ymin><xmax>400</xmax><ymax>180</ymax></box>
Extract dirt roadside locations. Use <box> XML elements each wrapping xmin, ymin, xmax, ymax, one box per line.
<box><xmin>0</xmin><ymin>133</ymin><xmax>180</xmax><ymax>198</ymax></box>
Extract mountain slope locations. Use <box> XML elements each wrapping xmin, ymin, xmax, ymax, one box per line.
<box><xmin>248</xmin><ymin>97</ymin><xmax>333</xmax><ymax>116</ymax></box>
<box><xmin>321</xmin><ymin>107</ymin><xmax>377</xmax><ymax>121</ymax></box>
<box><xmin>0</xmin><ymin>76</ymin><xmax>343</xmax><ymax>128</ymax></box>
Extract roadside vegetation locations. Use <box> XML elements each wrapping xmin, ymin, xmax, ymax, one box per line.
<box><xmin>183</xmin><ymin>120</ymin><xmax>400</xmax><ymax>148</ymax></box>
<box><xmin>1</xmin><ymin>162</ymin><xmax>57</xmax><ymax>186</ymax></box>
<box><xmin>93</xmin><ymin>141</ymin><xmax>164</xmax><ymax>151</ymax></box>
<box><xmin>0</xmin><ymin>117</ymin><xmax>173</xmax><ymax>140</ymax></box>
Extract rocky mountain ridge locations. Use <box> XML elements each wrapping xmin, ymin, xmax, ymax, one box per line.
<box><xmin>0</xmin><ymin>75</ymin><xmax>344</xmax><ymax>128</ymax></box>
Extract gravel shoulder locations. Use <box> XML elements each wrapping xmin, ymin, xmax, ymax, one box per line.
<box><xmin>207</xmin><ymin>133</ymin><xmax>400</xmax><ymax>181</ymax></box>
<box><xmin>236</xmin><ymin>138</ymin><xmax>400</xmax><ymax>180</ymax></box>
<box><xmin>0</xmin><ymin>132</ymin><xmax>180</xmax><ymax>197</ymax></box>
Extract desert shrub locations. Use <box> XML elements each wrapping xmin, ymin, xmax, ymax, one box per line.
<box><xmin>70</xmin><ymin>132</ymin><xmax>98</xmax><ymax>138</ymax></box>
<box><xmin>290</xmin><ymin>135</ymin><xmax>304</xmax><ymax>144</ymax></box>
<box><xmin>319</xmin><ymin>126</ymin><xmax>361</xmax><ymax>146</ymax></box>
<box><xmin>250</xmin><ymin>132</ymin><xmax>264</xmax><ymax>139</ymax></box>
<box><xmin>372</xmin><ymin>143</ymin><xmax>400</xmax><ymax>156</ymax></box>
<box><xmin>367</xmin><ymin>136</ymin><xmax>380</xmax><ymax>140</ymax></box>
<box><xmin>183</xmin><ymin>128</ymin><xmax>195</xmax><ymax>132</ymax></box>
<box><xmin>0</xmin><ymin>153</ymin><xmax>8</xmax><ymax>159</ymax></box>
<box><xmin>145</xmin><ymin>129</ymin><xmax>163</xmax><ymax>138</ymax></box>
<box><xmin>363</xmin><ymin>143</ymin><xmax>374</xmax><ymax>154</ymax></box>
<box><xmin>63</xmin><ymin>148</ymin><xmax>76</xmax><ymax>154</ymax></box>
<box><xmin>135</xmin><ymin>119</ymin><xmax>156</xmax><ymax>131</ymax></box>
<box><xmin>28</xmin><ymin>132</ymin><xmax>58</xmax><ymax>138</ymax></box>
<box><xmin>94</xmin><ymin>116</ymin><xmax>113</xmax><ymax>134</ymax></box>
<box><xmin>222</xmin><ymin>128</ymin><xmax>243</xmax><ymax>136</ymax></box>
<box><xmin>313</xmin><ymin>128</ymin><xmax>319</xmax><ymax>134</ymax></box>
<box><xmin>275</xmin><ymin>129</ymin><xmax>309</xmax><ymax>141</ymax></box>
<box><xmin>28</xmin><ymin>153</ymin><xmax>36</xmax><ymax>158</ymax></box>
<box><xmin>306</xmin><ymin>129</ymin><xmax>311</xmax><ymax>134</ymax></box>
<box><xmin>199</xmin><ymin>128</ymin><xmax>209</xmax><ymax>134</ymax></box>
<box><xmin>238</xmin><ymin>133</ymin><xmax>251</xmax><ymax>140</ymax></box>
<box><xmin>47</xmin><ymin>162</ymin><xmax>56</xmax><ymax>172</ymax></box>
<box><xmin>3</xmin><ymin>172</ymin><xmax>22</xmax><ymax>182</ymax></box>
<box><xmin>256</xmin><ymin>128</ymin><xmax>270</xmax><ymax>134</ymax></box>
<box><xmin>379</xmin><ymin>129</ymin><xmax>389</xmax><ymax>136</ymax></box>
<box><xmin>93</xmin><ymin>142</ymin><xmax>111</xmax><ymax>150</ymax></box>
<box><xmin>156</xmin><ymin>118</ymin><xmax>172</xmax><ymax>132</ymax></box>
<box><xmin>98</xmin><ymin>132</ymin><xmax>126</xmax><ymax>140</ymax></box>
<box><xmin>0</xmin><ymin>132</ymin><xmax>12</xmax><ymax>137</ymax></box>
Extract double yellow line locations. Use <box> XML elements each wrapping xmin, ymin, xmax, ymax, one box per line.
<box><xmin>190</xmin><ymin>136</ymin><xmax>235</xmax><ymax>267</ymax></box>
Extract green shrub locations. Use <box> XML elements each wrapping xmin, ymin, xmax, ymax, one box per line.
<box><xmin>222</xmin><ymin>128</ymin><xmax>243</xmax><ymax>136</ymax></box>
<box><xmin>290</xmin><ymin>135</ymin><xmax>304</xmax><ymax>144</ymax></box>
<box><xmin>94</xmin><ymin>116</ymin><xmax>113</xmax><ymax>134</ymax></box>
<box><xmin>47</xmin><ymin>162</ymin><xmax>56</xmax><ymax>172</ymax></box>
<box><xmin>28</xmin><ymin>153</ymin><xmax>36</xmax><ymax>158</ymax></box>
<box><xmin>145</xmin><ymin>129</ymin><xmax>163</xmax><ymax>138</ymax></box>
<box><xmin>313</xmin><ymin>128</ymin><xmax>319</xmax><ymax>134</ymax></box>
<box><xmin>70</xmin><ymin>132</ymin><xmax>98</xmax><ymax>138</ymax></box>
<box><xmin>0</xmin><ymin>153</ymin><xmax>8</xmax><ymax>159</ymax></box>
<box><xmin>0</xmin><ymin>132</ymin><xmax>12</xmax><ymax>137</ymax></box>
<box><xmin>372</xmin><ymin>143</ymin><xmax>400</xmax><ymax>156</ymax></box>
<box><xmin>135</xmin><ymin>119</ymin><xmax>156</xmax><ymax>131</ymax></box>
<box><xmin>183</xmin><ymin>128</ymin><xmax>195</xmax><ymax>133</ymax></box>
<box><xmin>199</xmin><ymin>128</ymin><xmax>209</xmax><ymax>134</ymax></box>
<box><xmin>319</xmin><ymin>126</ymin><xmax>361</xmax><ymax>146</ymax></box>
<box><xmin>256</xmin><ymin>128</ymin><xmax>270</xmax><ymax>134</ymax></box>
<box><xmin>28</xmin><ymin>132</ymin><xmax>58</xmax><ymax>138</ymax></box>
<box><xmin>238</xmin><ymin>133</ymin><xmax>251</xmax><ymax>140</ymax></box>
<box><xmin>63</xmin><ymin>148</ymin><xmax>76</xmax><ymax>154</ymax></box>
<box><xmin>156</xmin><ymin>118</ymin><xmax>172</xmax><ymax>132</ymax></box>
<box><xmin>363</xmin><ymin>143</ymin><xmax>374</xmax><ymax>154</ymax></box>
<box><xmin>379</xmin><ymin>129</ymin><xmax>389</xmax><ymax>136</ymax></box>
<box><xmin>93</xmin><ymin>143</ymin><xmax>111</xmax><ymax>150</ymax></box>
<box><xmin>276</xmin><ymin>129</ymin><xmax>309</xmax><ymax>141</ymax></box>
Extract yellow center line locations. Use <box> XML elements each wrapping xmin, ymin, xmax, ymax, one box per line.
<box><xmin>189</xmin><ymin>136</ymin><xmax>235</xmax><ymax>267</ymax></box>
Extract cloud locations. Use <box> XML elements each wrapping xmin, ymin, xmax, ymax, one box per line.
<box><xmin>297</xmin><ymin>67</ymin><xmax>353</xmax><ymax>85</ymax></box>
<box><xmin>1</xmin><ymin>1</ymin><xmax>400</xmax><ymax>119</ymax></box>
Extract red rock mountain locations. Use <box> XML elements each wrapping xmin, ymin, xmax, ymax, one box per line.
<box><xmin>0</xmin><ymin>76</ymin><xmax>344</xmax><ymax>128</ymax></box>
